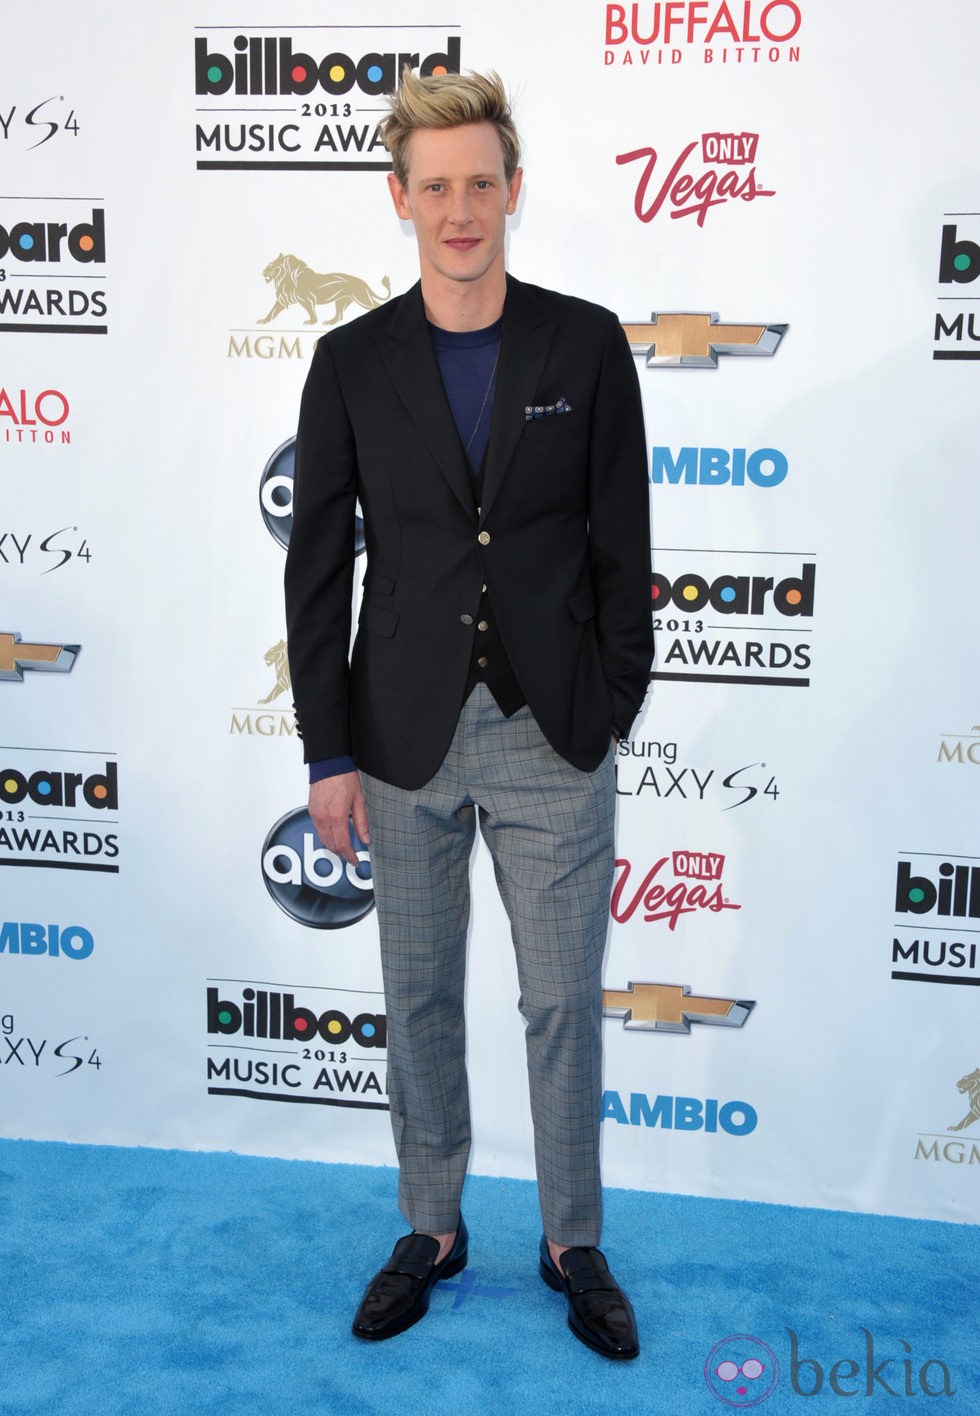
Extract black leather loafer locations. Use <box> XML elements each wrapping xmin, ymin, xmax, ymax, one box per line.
<box><xmin>351</xmin><ymin>1218</ymin><xmax>468</xmax><ymax>1340</ymax></box>
<box><xmin>539</xmin><ymin>1237</ymin><xmax>640</xmax><ymax>1360</ymax></box>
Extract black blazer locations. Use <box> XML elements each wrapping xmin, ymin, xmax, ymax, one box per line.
<box><xmin>285</xmin><ymin>274</ymin><xmax>653</xmax><ymax>790</ymax></box>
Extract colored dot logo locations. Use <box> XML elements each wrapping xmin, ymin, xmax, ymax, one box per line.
<box><xmin>909</xmin><ymin>887</ymin><xmax>926</xmax><ymax>905</ymax></box>
<box><xmin>705</xmin><ymin>1335</ymin><xmax>779</xmax><ymax>1407</ymax></box>
<box><xmin>207</xmin><ymin>64</ymin><xmax>222</xmax><ymax>84</ymax></box>
<box><xmin>954</xmin><ymin>254</ymin><xmax>971</xmax><ymax>272</ymax></box>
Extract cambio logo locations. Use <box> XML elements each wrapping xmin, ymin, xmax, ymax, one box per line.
<box><xmin>0</xmin><ymin>922</ymin><xmax>94</xmax><ymax>960</ymax></box>
<box><xmin>652</xmin><ymin>446</ymin><xmax>787</xmax><ymax>487</ymax></box>
<box><xmin>262</xmin><ymin>806</ymin><xmax>374</xmax><ymax>928</ymax></box>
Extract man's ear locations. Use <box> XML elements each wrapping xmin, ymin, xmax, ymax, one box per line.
<box><xmin>388</xmin><ymin>172</ymin><xmax>412</xmax><ymax>221</ymax></box>
<box><xmin>505</xmin><ymin>166</ymin><xmax>524</xmax><ymax>216</ymax></box>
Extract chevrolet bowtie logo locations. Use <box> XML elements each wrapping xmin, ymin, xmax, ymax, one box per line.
<box><xmin>622</xmin><ymin>312</ymin><xmax>787</xmax><ymax>368</ymax></box>
<box><xmin>0</xmin><ymin>631</ymin><xmax>79</xmax><ymax>682</ymax></box>
<box><xmin>602</xmin><ymin>982</ymin><xmax>755</xmax><ymax>1033</ymax></box>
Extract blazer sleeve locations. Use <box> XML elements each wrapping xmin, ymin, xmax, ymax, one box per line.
<box><xmin>587</xmin><ymin>312</ymin><xmax>654</xmax><ymax>740</ymax></box>
<box><xmin>284</xmin><ymin>335</ymin><xmax>359</xmax><ymax>764</ymax></box>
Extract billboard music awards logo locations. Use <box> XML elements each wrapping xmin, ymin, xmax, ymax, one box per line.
<box><xmin>649</xmin><ymin>548</ymin><xmax>815</xmax><ymax>686</ymax></box>
<box><xmin>228</xmin><ymin>252</ymin><xmax>391</xmax><ymax>361</ymax></box>
<box><xmin>0</xmin><ymin>387</ymin><xmax>71</xmax><ymax>446</ymax></box>
<box><xmin>914</xmin><ymin>1067</ymin><xmax>980</xmax><ymax>1169</ymax></box>
<box><xmin>603</xmin><ymin>2</ymin><xmax>802</xmax><ymax>67</ymax></box>
<box><xmin>194</xmin><ymin>26</ymin><xmax>461</xmax><ymax>170</ymax></box>
<box><xmin>652</xmin><ymin>445</ymin><xmax>788</xmax><ymax>488</ymax></box>
<box><xmin>616</xmin><ymin>132</ymin><xmax>775</xmax><ymax>226</ymax></box>
<box><xmin>0</xmin><ymin>747</ymin><xmax>120</xmax><ymax>873</ymax></box>
<box><xmin>611</xmin><ymin>849</ymin><xmax>742</xmax><ymax>931</ymax></box>
<box><xmin>891</xmin><ymin>853</ymin><xmax>980</xmax><ymax>987</ymax></box>
<box><xmin>262</xmin><ymin>806</ymin><xmax>374</xmax><ymax>928</ymax></box>
<box><xmin>615</xmin><ymin>736</ymin><xmax>781</xmax><ymax>809</ymax></box>
<box><xmin>207</xmin><ymin>979</ymin><xmax>388</xmax><ymax>1108</ymax></box>
<box><xmin>934</xmin><ymin>215</ymin><xmax>979</xmax><ymax>360</ymax></box>
<box><xmin>229</xmin><ymin>639</ymin><xmax>298</xmax><ymax>739</ymax></box>
<box><xmin>624</xmin><ymin>312</ymin><xmax>787</xmax><ymax>368</ymax></box>
<box><xmin>0</xmin><ymin>200</ymin><xmax>107</xmax><ymax>334</ymax></box>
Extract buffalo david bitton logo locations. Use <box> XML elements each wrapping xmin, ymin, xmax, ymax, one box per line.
<box><xmin>1</xmin><ymin>631</ymin><xmax>78</xmax><ymax>681</ymax></box>
<box><xmin>603</xmin><ymin>981</ymin><xmax>754</xmax><ymax>1033</ymax></box>
<box><xmin>623</xmin><ymin>312</ymin><xmax>786</xmax><ymax>367</ymax></box>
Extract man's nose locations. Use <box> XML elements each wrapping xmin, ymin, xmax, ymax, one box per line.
<box><xmin>448</xmin><ymin>191</ymin><xmax>473</xmax><ymax>225</ymax></box>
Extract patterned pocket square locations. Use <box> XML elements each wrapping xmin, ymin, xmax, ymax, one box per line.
<box><xmin>525</xmin><ymin>397</ymin><xmax>573</xmax><ymax>421</ymax></box>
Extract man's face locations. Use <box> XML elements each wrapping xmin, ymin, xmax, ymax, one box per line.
<box><xmin>388</xmin><ymin>122</ymin><xmax>522</xmax><ymax>293</ymax></box>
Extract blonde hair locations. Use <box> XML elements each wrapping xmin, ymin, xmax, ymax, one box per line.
<box><xmin>383</xmin><ymin>69</ymin><xmax>521</xmax><ymax>186</ymax></box>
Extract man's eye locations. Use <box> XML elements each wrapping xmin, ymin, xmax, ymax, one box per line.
<box><xmin>474</xmin><ymin>180</ymin><xmax>491</xmax><ymax>190</ymax></box>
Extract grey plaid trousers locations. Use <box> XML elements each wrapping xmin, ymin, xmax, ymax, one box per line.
<box><xmin>360</xmin><ymin>683</ymin><xmax>615</xmax><ymax>1246</ymax></box>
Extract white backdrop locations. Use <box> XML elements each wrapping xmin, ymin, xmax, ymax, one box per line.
<box><xmin>2</xmin><ymin>1</ymin><xmax>978</xmax><ymax>1225</ymax></box>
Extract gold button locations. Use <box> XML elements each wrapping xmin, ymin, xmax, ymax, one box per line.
<box><xmin>460</xmin><ymin>614</ymin><xmax>474</xmax><ymax>626</ymax></box>
<box><xmin>477</xmin><ymin>656</ymin><xmax>488</xmax><ymax>668</ymax></box>
<box><xmin>477</xmin><ymin>620</ymin><xmax>488</xmax><ymax>632</ymax></box>
<box><xmin>478</xmin><ymin>531</ymin><xmax>491</xmax><ymax>546</ymax></box>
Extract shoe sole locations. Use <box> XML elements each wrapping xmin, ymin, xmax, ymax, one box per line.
<box><xmin>352</xmin><ymin>1250</ymin><xmax>468</xmax><ymax>1341</ymax></box>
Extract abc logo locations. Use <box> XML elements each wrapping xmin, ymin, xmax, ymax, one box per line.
<box><xmin>259</xmin><ymin>436</ymin><xmax>365</xmax><ymax>553</ymax></box>
<box><xmin>262</xmin><ymin>806</ymin><xmax>374</xmax><ymax>928</ymax></box>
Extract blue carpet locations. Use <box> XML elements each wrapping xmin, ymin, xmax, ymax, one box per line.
<box><xmin>0</xmin><ymin>1140</ymin><xmax>975</xmax><ymax>1414</ymax></box>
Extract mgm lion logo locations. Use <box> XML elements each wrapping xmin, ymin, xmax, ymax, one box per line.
<box><xmin>260</xmin><ymin>640</ymin><xmax>291</xmax><ymax>705</ymax></box>
<box><xmin>949</xmin><ymin>1067</ymin><xmax>980</xmax><ymax>1132</ymax></box>
<box><xmin>259</xmin><ymin>254</ymin><xmax>391</xmax><ymax>327</ymax></box>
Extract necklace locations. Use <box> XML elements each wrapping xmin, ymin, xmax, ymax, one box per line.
<box><xmin>464</xmin><ymin>344</ymin><xmax>501</xmax><ymax>456</ymax></box>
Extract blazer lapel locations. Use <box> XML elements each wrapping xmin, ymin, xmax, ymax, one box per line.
<box><xmin>374</xmin><ymin>281</ymin><xmax>475</xmax><ymax>518</ymax></box>
<box><xmin>480</xmin><ymin>275</ymin><xmax>557</xmax><ymax>522</ymax></box>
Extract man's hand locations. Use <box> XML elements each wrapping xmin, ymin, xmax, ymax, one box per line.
<box><xmin>308</xmin><ymin>771</ymin><xmax>370</xmax><ymax>867</ymax></box>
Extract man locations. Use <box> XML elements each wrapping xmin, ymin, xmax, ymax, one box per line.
<box><xmin>285</xmin><ymin>69</ymin><xmax>652</xmax><ymax>1360</ymax></box>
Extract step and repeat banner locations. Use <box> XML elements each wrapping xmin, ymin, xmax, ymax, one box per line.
<box><xmin>2</xmin><ymin>3</ymin><xmax>978</xmax><ymax>1225</ymax></box>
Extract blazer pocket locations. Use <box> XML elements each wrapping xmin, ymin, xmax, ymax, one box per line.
<box><xmin>521</xmin><ymin>413</ymin><xmax>580</xmax><ymax>438</ymax></box>
<box><xmin>568</xmin><ymin>584</ymin><xmax>597</xmax><ymax>622</ymax></box>
<box><xmin>358</xmin><ymin>601</ymin><xmax>398</xmax><ymax>638</ymax></box>
<box><xmin>362</xmin><ymin>571</ymin><xmax>394</xmax><ymax>597</ymax></box>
